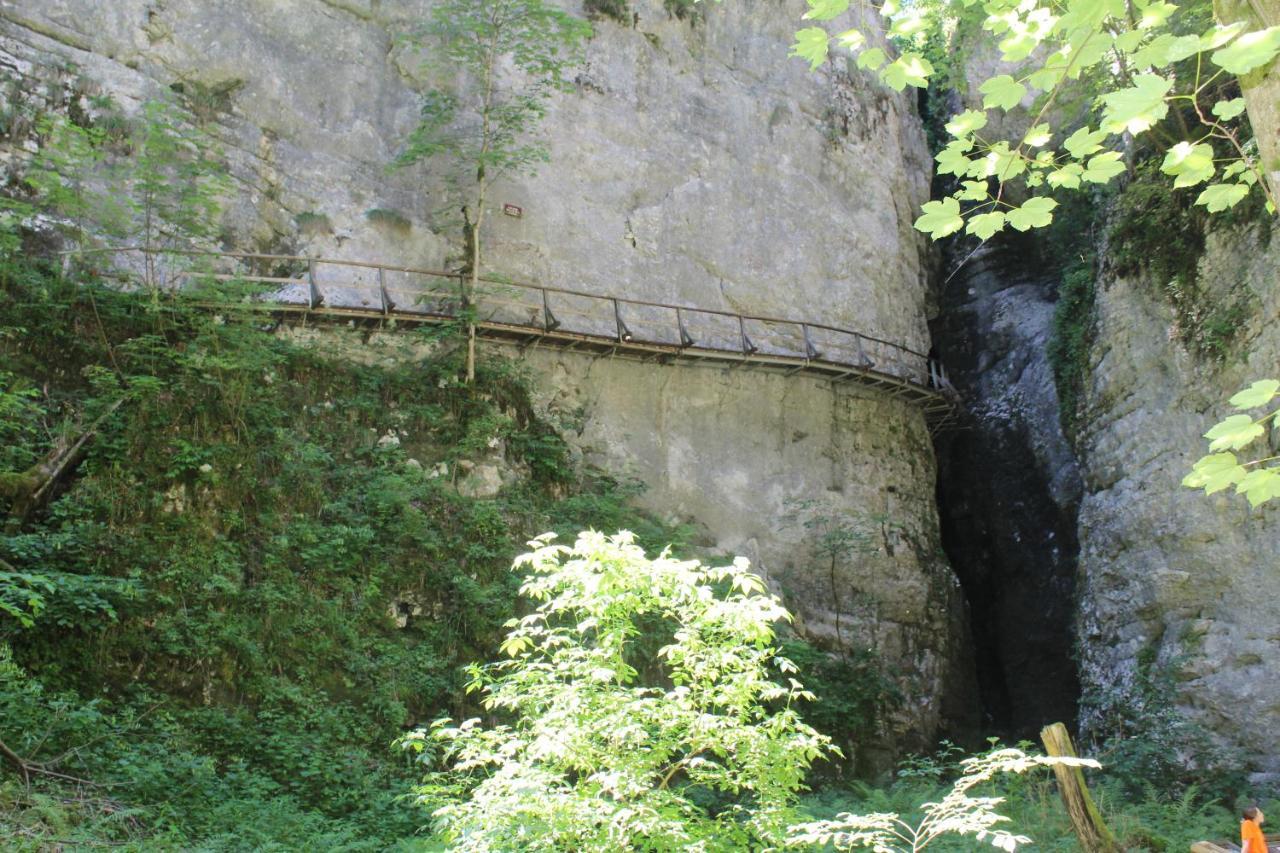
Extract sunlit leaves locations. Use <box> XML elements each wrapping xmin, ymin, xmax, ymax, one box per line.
<box><xmin>936</xmin><ymin>143</ymin><xmax>975</xmax><ymax>177</ymax></box>
<box><xmin>914</xmin><ymin>197</ymin><xmax>965</xmax><ymax>238</ymax></box>
<box><xmin>802</xmin><ymin>0</ymin><xmax>849</xmax><ymax>21</ymax></box>
<box><xmin>1082</xmin><ymin>151</ymin><xmax>1126</xmax><ymax>183</ymax></box>
<box><xmin>1206</xmin><ymin>414</ymin><xmax>1265</xmax><ymax>451</ymax></box>
<box><xmin>835</xmin><ymin>28</ymin><xmax>865</xmax><ymax>50</ymax></box>
<box><xmin>1201</xmin><ymin>21</ymin><xmax>1249</xmax><ymax>50</ymax></box>
<box><xmin>1007</xmin><ymin>196</ymin><xmax>1058</xmax><ymax>230</ymax></box>
<box><xmin>1160</xmin><ymin>141</ymin><xmax>1215</xmax><ymax>188</ymax></box>
<box><xmin>1100</xmin><ymin>73</ymin><xmax>1172</xmax><ymax>134</ymax></box>
<box><xmin>1022</xmin><ymin>123</ymin><xmax>1052</xmax><ymax>147</ymax></box>
<box><xmin>1047</xmin><ymin>163</ymin><xmax>1085</xmax><ymax>188</ymax></box>
<box><xmin>787</xmin><ymin>748</ymin><xmax>1100</xmax><ymax>851</ymax></box>
<box><xmin>1063</xmin><ymin>126</ymin><xmax>1108</xmax><ymax>159</ymax></box>
<box><xmin>1131</xmin><ymin>32</ymin><xmax>1201</xmax><ymax>67</ymax></box>
<box><xmin>404</xmin><ymin>531</ymin><xmax>836</xmax><ymax>849</ymax></box>
<box><xmin>889</xmin><ymin>11</ymin><xmax>930</xmax><ymax>38</ymax></box>
<box><xmin>785</xmin><ymin>0</ymin><xmax>1280</xmax><ymax>244</ymax></box>
<box><xmin>997</xmin><ymin>8</ymin><xmax>1057</xmax><ymax>62</ymax></box>
<box><xmin>1136</xmin><ymin>0</ymin><xmax>1177</xmax><ymax>30</ymax></box>
<box><xmin>1183</xmin><ymin>452</ymin><xmax>1247</xmax><ymax>494</ymax></box>
<box><xmin>881</xmin><ymin>53</ymin><xmax>934</xmax><ymax>90</ymax></box>
<box><xmin>1230</xmin><ymin>380</ymin><xmax>1280</xmax><ymax>409</ymax></box>
<box><xmin>790</xmin><ymin>26</ymin><xmax>831</xmax><ymax>70</ymax></box>
<box><xmin>979</xmin><ymin>142</ymin><xmax>1027</xmax><ymax>180</ymax></box>
<box><xmin>966</xmin><ymin>211</ymin><xmax>1006</xmax><ymax>239</ymax></box>
<box><xmin>856</xmin><ymin>46</ymin><xmax>887</xmax><ymax>71</ymax></box>
<box><xmin>945</xmin><ymin>109</ymin><xmax>989</xmax><ymax>138</ymax></box>
<box><xmin>1236</xmin><ymin>469</ymin><xmax>1280</xmax><ymax>507</ymax></box>
<box><xmin>959</xmin><ymin>179</ymin><xmax>990</xmax><ymax>200</ymax></box>
<box><xmin>979</xmin><ymin>74</ymin><xmax>1027</xmax><ymax>110</ymax></box>
<box><xmin>1187</xmin><ymin>380</ymin><xmax>1280</xmax><ymax>507</ymax></box>
<box><xmin>1196</xmin><ymin>182</ymin><xmax>1250</xmax><ymax>211</ymax></box>
<box><xmin>1056</xmin><ymin>0</ymin><xmax>1124</xmax><ymax>35</ymax></box>
<box><xmin>1212</xmin><ymin>97</ymin><xmax>1248</xmax><ymax>120</ymax></box>
<box><xmin>1210</xmin><ymin>26</ymin><xmax>1280</xmax><ymax>75</ymax></box>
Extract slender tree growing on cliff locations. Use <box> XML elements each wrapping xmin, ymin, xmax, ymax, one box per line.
<box><xmin>395</xmin><ymin>0</ymin><xmax>591</xmax><ymax>384</ymax></box>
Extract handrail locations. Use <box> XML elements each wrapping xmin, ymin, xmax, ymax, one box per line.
<box><xmin>65</xmin><ymin>245</ymin><xmax>933</xmax><ymax>361</ymax></box>
<box><xmin>62</xmin><ymin>246</ymin><xmax>956</xmax><ymax>406</ymax></box>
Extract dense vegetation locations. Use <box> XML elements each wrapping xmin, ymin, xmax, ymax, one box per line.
<box><xmin>0</xmin><ymin>259</ymin><xmax>696</xmax><ymax>848</ymax></box>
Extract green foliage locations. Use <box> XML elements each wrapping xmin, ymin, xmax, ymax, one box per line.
<box><xmin>779</xmin><ymin>639</ymin><xmax>901</xmax><ymax>776</ymax></box>
<box><xmin>801</xmin><ymin>740</ymin><xmax>1239</xmax><ymax>853</ymax></box>
<box><xmin>1108</xmin><ymin>160</ymin><xmax>1263</xmax><ymax>360</ymax></box>
<box><xmin>0</xmin><ymin>261</ymin><xmax>688</xmax><ymax>847</ymax></box>
<box><xmin>365</xmin><ymin>207</ymin><xmax>413</xmax><ymax>233</ymax></box>
<box><xmin>786</xmin><ymin>745</ymin><xmax>1098</xmax><ymax>851</ymax></box>
<box><xmin>585</xmin><ymin>0</ymin><xmax>631</xmax><ymax>24</ymax></box>
<box><xmin>1081</xmin><ymin>648</ymin><xmax>1246</xmax><ymax>801</ymax></box>
<box><xmin>663</xmin><ymin>0</ymin><xmax>703</xmax><ymax>23</ymax></box>
<box><xmin>1184</xmin><ymin>378</ymin><xmax>1280</xmax><ymax>506</ymax></box>
<box><xmin>791</xmin><ymin>0</ymin><xmax>1279</xmax><ymax>241</ymax></box>
<box><xmin>0</xmin><ymin>91</ymin><xmax>228</xmax><ymax>266</ymax></box>
<box><xmin>1046</xmin><ymin>257</ymin><xmax>1096</xmax><ymax>440</ymax></box>
<box><xmin>395</xmin><ymin>0</ymin><xmax>591</xmax><ymax>182</ymax></box>
<box><xmin>402</xmin><ymin>530</ymin><xmax>834</xmax><ymax>850</ymax></box>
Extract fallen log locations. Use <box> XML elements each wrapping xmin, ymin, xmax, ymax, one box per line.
<box><xmin>1</xmin><ymin>398</ymin><xmax>123</xmax><ymax>530</ymax></box>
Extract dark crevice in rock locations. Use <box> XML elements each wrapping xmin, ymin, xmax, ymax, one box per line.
<box><xmin>931</xmin><ymin>232</ymin><xmax>1084</xmax><ymax>741</ymax></box>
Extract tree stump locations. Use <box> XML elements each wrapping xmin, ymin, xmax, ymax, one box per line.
<box><xmin>1040</xmin><ymin>722</ymin><xmax>1122</xmax><ymax>853</ymax></box>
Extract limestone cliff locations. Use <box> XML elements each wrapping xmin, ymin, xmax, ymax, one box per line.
<box><xmin>1075</xmin><ymin>217</ymin><xmax>1280</xmax><ymax>777</ymax></box>
<box><xmin>0</xmin><ymin>0</ymin><xmax>975</xmax><ymax>756</ymax></box>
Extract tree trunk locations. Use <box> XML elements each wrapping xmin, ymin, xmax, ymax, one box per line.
<box><xmin>1</xmin><ymin>398</ymin><xmax>123</xmax><ymax>530</ymax></box>
<box><xmin>461</xmin><ymin>205</ymin><xmax>480</xmax><ymax>385</ymax></box>
<box><xmin>1040</xmin><ymin>723</ymin><xmax>1122</xmax><ymax>853</ymax></box>
<box><xmin>1216</xmin><ymin>0</ymin><xmax>1280</xmax><ymax>200</ymax></box>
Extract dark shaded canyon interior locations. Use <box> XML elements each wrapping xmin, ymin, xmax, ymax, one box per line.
<box><xmin>930</xmin><ymin>233</ymin><xmax>1083</xmax><ymax>742</ymax></box>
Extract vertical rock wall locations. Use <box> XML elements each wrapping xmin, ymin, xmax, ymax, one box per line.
<box><xmin>1</xmin><ymin>0</ymin><xmax>976</xmax><ymax>754</ymax></box>
<box><xmin>1075</xmin><ymin>220</ymin><xmax>1280</xmax><ymax>775</ymax></box>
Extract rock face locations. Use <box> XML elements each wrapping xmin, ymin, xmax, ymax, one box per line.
<box><xmin>931</xmin><ymin>234</ymin><xmax>1082</xmax><ymax>740</ymax></box>
<box><xmin>1</xmin><ymin>0</ymin><xmax>974</xmax><ymax>755</ymax></box>
<box><xmin>1075</xmin><ymin>219</ymin><xmax>1280</xmax><ymax>775</ymax></box>
<box><xmin>520</xmin><ymin>346</ymin><xmax>977</xmax><ymax>761</ymax></box>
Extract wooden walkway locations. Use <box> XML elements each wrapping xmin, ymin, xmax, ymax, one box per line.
<box><xmin>69</xmin><ymin>247</ymin><xmax>960</xmax><ymax>425</ymax></box>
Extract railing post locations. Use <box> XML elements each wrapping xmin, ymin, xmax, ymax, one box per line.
<box><xmin>739</xmin><ymin>316</ymin><xmax>758</xmax><ymax>355</ymax></box>
<box><xmin>542</xmin><ymin>289</ymin><xmax>560</xmax><ymax>331</ymax></box>
<box><xmin>802</xmin><ymin>323</ymin><xmax>821</xmax><ymax>360</ymax></box>
<box><xmin>677</xmin><ymin>308</ymin><xmax>694</xmax><ymax>348</ymax></box>
<box><xmin>307</xmin><ymin>258</ymin><xmax>323</xmax><ymax>310</ymax></box>
<box><xmin>614</xmin><ymin>298</ymin><xmax>633</xmax><ymax>343</ymax></box>
<box><xmin>378</xmin><ymin>267</ymin><xmax>395</xmax><ymax>315</ymax></box>
<box><xmin>854</xmin><ymin>333</ymin><xmax>873</xmax><ymax>368</ymax></box>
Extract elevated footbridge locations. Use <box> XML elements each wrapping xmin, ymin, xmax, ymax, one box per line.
<box><xmin>69</xmin><ymin>247</ymin><xmax>960</xmax><ymax>427</ymax></box>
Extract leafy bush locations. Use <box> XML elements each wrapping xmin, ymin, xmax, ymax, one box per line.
<box><xmin>403</xmin><ymin>530</ymin><xmax>834</xmax><ymax>850</ymax></box>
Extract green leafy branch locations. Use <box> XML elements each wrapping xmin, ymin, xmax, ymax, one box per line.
<box><xmin>789</xmin><ymin>0</ymin><xmax>1280</xmax><ymax>240</ymax></box>
<box><xmin>1184</xmin><ymin>379</ymin><xmax>1280</xmax><ymax>507</ymax></box>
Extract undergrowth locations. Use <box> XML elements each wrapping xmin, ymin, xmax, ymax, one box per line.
<box><xmin>0</xmin><ymin>258</ymin><xmax>692</xmax><ymax>848</ymax></box>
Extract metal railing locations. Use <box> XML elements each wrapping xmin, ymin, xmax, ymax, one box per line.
<box><xmin>65</xmin><ymin>246</ymin><xmax>957</xmax><ymax>414</ymax></box>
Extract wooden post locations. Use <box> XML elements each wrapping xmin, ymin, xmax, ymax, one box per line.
<box><xmin>1041</xmin><ymin>723</ymin><xmax>1122</xmax><ymax>853</ymax></box>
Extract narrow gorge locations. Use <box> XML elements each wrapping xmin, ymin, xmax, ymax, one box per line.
<box><xmin>3</xmin><ymin>0</ymin><xmax>1280</xmax><ymax>847</ymax></box>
